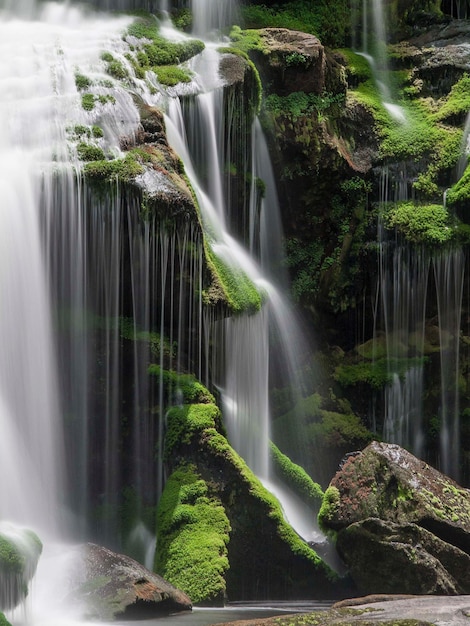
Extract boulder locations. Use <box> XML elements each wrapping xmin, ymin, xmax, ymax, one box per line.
<box><xmin>319</xmin><ymin>441</ymin><xmax>470</xmax><ymax>595</ymax></box>
<box><xmin>76</xmin><ymin>543</ymin><xmax>191</xmax><ymax>620</ymax></box>
<box><xmin>336</xmin><ymin>518</ymin><xmax>470</xmax><ymax>595</ymax></box>
<box><xmin>251</xmin><ymin>28</ymin><xmax>328</xmax><ymax>96</ymax></box>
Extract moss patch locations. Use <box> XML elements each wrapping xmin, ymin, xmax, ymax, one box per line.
<box><xmin>382</xmin><ymin>201</ymin><xmax>455</xmax><ymax>245</ymax></box>
<box><xmin>155</xmin><ymin>464</ymin><xmax>230</xmax><ymax>605</ymax></box>
<box><xmin>270</xmin><ymin>442</ymin><xmax>324</xmax><ymax>508</ymax></box>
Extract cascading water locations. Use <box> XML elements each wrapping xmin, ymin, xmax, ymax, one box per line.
<box><xmin>352</xmin><ymin>0</ymin><xmax>405</xmax><ymax>121</ymax></box>
<box><xmin>0</xmin><ymin>0</ymin><xmax>343</xmax><ymax>619</ymax></box>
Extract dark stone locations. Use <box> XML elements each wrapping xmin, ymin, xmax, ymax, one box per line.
<box><xmin>75</xmin><ymin>543</ymin><xmax>191</xmax><ymax>621</ymax></box>
<box><xmin>336</xmin><ymin>518</ymin><xmax>470</xmax><ymax>595</ymax></box>
<box><xmin>319</xmin><ymin>442</ymin><xmax>470</xmax><ymax>596</ymax></box>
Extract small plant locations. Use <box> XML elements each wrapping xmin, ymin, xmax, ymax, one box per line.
<box><xmin>75</xmin><ymin>73</ymin><xmax>92</xmax><ymax>90</ymax></box>
<box><xmin>76</xmin><ymin>142</ymin><xmax>106</xmax><ymax>162</ymax></box>
<box><xmin>81</xmin><ymin>93</ymin><xmax>96</xmax><ymax>111</ymax></box>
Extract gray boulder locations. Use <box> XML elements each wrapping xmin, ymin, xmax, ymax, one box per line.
<box><xmin>336</xmin><ymin>518</ymin><xmax>470</xmax><ymax>595</ymax></box>
<box><xmin>75</xmin><ymin>543</ymin><xmax>191</xmax><ymax>620</ymax></box>
<box><xmin>319</xmin><ymin>441</ymin><xmax>470</xmax><ymax>595</ymax></box>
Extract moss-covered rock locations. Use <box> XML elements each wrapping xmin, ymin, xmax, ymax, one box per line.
<box><xmin>155</xmin><ymin>465</ymin><xmax>230</xmax><ymax>605</ymax></box>
<box><xmin>319</xmin><ymin>441</ymin><xmax>470</xmax><ymax>548</ymax></box>
<box><xmin>0</xmin><ymin>526</ymin><xmax>42</xmax><ymax>610</ymax></box>
<box><xmin>154</xmin><ymin>375</ymin><xmax>349</xmax><ymax>603</ymax></box>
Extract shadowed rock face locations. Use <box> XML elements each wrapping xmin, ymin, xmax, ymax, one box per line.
<box><xmin>75</xmin><ymin>543</ymin><xmax>192</xmax><ymax>620</ymax></box>
<box><xmin>319</xmin><ymin>441</ymin><xmax>470</xmax><ymax>595</ymax></box>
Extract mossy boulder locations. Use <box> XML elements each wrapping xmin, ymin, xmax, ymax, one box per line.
<box><xmin>0</xmin><ymin>527</ymin><xmax>42</xmax><ymax>610</ymax></box>
<box><xmin>155</xmin><ymin>380</ymin><xmax>350</xmax><ymax>603</ymax></box>
<box><xmin>319</xmin><ymin>441</ymin><xmax>470</xmax><ymax>541</ymax></box>
<box><xmin>319</xmin><ymin>442</ymin><xmax>470</xmax><ymax>595</ymax></box>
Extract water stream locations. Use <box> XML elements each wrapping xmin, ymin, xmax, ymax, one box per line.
<box><xmin>0</xmin><ymin>0</ymin><xmax>328</xmax><ymax>622</ymax></box>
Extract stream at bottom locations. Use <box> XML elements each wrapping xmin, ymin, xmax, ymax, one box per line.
<box><xmin>115</xmin><ymin>602</ymin><xmax>334</xmax><ymax>626</ymax></box>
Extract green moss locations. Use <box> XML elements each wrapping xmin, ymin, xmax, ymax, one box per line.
<box><xmin>229</xmin><ymin>25</ymin><xmax>266</xmax><ymax>55</ymax></box>
<box><xmin>76</xmin><ymin>142</ymin><xmax>106</xmax><ymax>162</ymax></box>
<box><xmin>433</xmin><ymin>74</ymin><xmax>470</xmax><ymax>124</ymax></box>
<box><xmin>125</xmin><ymin>17</ymin><xmax>204</xmax><ymax>80</ymax></box>
<box><xmin>0</xmin><ymin>615</ymin><xmax>12</xmax><ymax>626</ymax></box>
<box><xmin>81</xmin><ymin>93</ymin><xmax>96</xmax><ymax>111</ymax></box>
<box><xmin>239</xmin><ymin>0</ymin><xmax>350</xmax><ymax>47</ymax></box>
<box><xmin>204</xmin><ymin>245</ymin><xmax>262</xmax><ymax>313</ymax></box>
<box><xmin>334</xmin><ymin>356</ymin><xmax>427</xmax><ymax>389</ymax></box>
<box><xmin>318</xmin><ymin>486</ymin><xmax>340</xmax><ymax>534</ymax></box>
<box><xmin>270</xmin><ymin>442</ymin><xmax>324</xmax><ymax>508</ymax></box>
<box><xmin>105</xmin><ymin>58</ymin><xmax>129</xmax><ymax>80</ymax></box>
<box><xmin>265</xmin><ymin>91</ymin><xmax>345</xmax><ymax>122</ymax></box>
<box><xmin>75</xmin><ymin>73</ymin><xmax>92</xmax><ymax>90</ymax></box>
<box><xmin>308</xmin><ymin>411</ymin><xmax>375</xmax><ymax>449</ymax></box>
<box><xmin>82</xmin><ymin>153</ymin><xmax>144</xmax><ymax>184</ymax></box>
<box><xmin>383</xmin><ymin>201</ymin><xmax>455</xmax><ymax>245</ymax></box>
<box><xmin>164</xmin><ymin>403</ymin><xmax>222</xmax><ymax>458</ymax></box>
<box><xmin>155</xmin><ymin>465</ymin><xmax>230</xmax><ymax>604</ymax></box>
<box><xmin>154</xmin><ymin>65</ymin><xmax>193</xmax><ymax>86</ymax></box>
<box><xmin>148</xmin><ymin>365</ymin><xmax>215</xmax><ymax>407</ymax></box>
<box><xmin>446</xmin><ymin>163</ymin><xmax>470</xmax><ymax>212</ymax></box>
<box><xmin>338</xmin><ymin>49</ymin><xmax>373</xmax><ymax>86</ymax></box>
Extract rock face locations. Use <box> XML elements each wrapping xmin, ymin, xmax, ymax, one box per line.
<box><xmin>77</xmin><ymin>543</ymin><xmax>191</xmax><ymax>620</ymax></box>
<box><xmin>319</xmin><ymin>441</ymin><xmax>470</xmax><ymax>595</ymax></box>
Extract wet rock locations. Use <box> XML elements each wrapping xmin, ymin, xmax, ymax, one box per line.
<box><xmin>252</xmin><ymin>28</ymin><xmax>328</xmax><ymax>96</ymax></box>
<box><xmin>76</xmin><ymin>543</ymin><xmax>192</xmax><ymax>621</ymax></box>
<box><xmin>336</xmin><ymin>518</ymin><xmax>470</xmax><ymax>595</ymax></box>
<box><xmin>319</xmin><ymin>441</ymin><xmax>470</xmax><ymax>595</ymax></box>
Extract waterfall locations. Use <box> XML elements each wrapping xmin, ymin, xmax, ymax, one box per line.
<box><xmin>375</xmin><ymin>164</ymin><xmax>466</xmax><ymax>479</ymax></box>
<box><xmin>353</xmin><ymin>0</ymin><xmax>405</xmax><ymax>121</ymax></box>
<box><xmin>434</xmin><ymin>249</ymin><xmax>465</xmax><ymax>480</ymax></box>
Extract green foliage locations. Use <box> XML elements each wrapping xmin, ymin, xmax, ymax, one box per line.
<box><xmin>83</xmin><ymin>153</ymin><xmax>144</xmax><ymax>184</ymax></box>
<box><xmin>338</xmin><ymin>49</ymin><xmax>372</xmax><ymax>85</ymax></box>
<box><xmin>335</xmin><ymin>356</ymin><xmax>427</xmax><ymax>389</ymax></box>
<box><xmin>204</xmin><ymin>245</ymin><xmax>262</xmax><ymax>313</ymax></box>
<box><xmin>81</xmin><ymin>93</ymin><xmax>96</xmax><ymax>111</ymax></box>
<box><xmin>270</xmin><ymin>442</ymin><xmax>324</xmax><ymax>508</ymax></box>
<box><xmin>308</xmin><ymin>411</ymin><xmax>374</xmax><ymax>449</ymax></box>
<box><xmin>154</xmin><ymin>65</ymin><xmax>193</xmax><ymax>86</ymax></box>
<box><xmin>155</xmin><ymin>465</ymin><xmax>230</xmax><ymax>604</ymax></box>
<box><xmin>433</xmin><ymin>74</ymin><xmax>470</xmax><ymax>124</ymax></box>
<box><xmin>239</xmin><ymin>0</ymin><xmax>350</xmax><ymax>47</ymax></box>
<box><xmin>0</xmin><ymin>614</ymin><xmax>12</xmax><ymax>626</ymax></box>
<box><xmin>318</xmin><ymin>486</ymin><xmax>340</xmax><ymax>534</ymax></box>
<box><xmin>75</xmin><ymin>73</ymin><xmax>92</xmax><ymax>90</ymax></box>
<box><xmin>164</xmin><ymin>404</ymin><xmax>222</xmax><ymax>458</ymax></box>
<box><xmin>148</xmin><ymin>365</ymin><xmax>215</xmax><ymax>406</ymax></box>
<box><xmin>446</xmin><ymin>164</ymin><xmax>470</xmax><ymax>212</ymax></box>
<box><xmin>383</xmin><ymin>201</ymin><xmax>454</xmax><ymax>245</ymax></box>
<box><xmin>229</xmin><ymin>25</ymin><xmax>265</xmax><ymax>55</ymax></box>
<box><xmin>172</xmin><ymin>8</ymin><xmax>192</xmax><ymax>32</ymax></box>
<box><xmin>76</xmin><ymin>142</ymin><xmax>106</xmax><ymax>162</ymax></box>
<box><xmin>264</xmin><ymin>91</ymin><xmax>345</xmax><ymax>122</ymax></box>
<box><xmin>105</xmin><ymin>58</ymin><xmax>129</xmax><ymax>80</ymax></box>
<box><xmin>125</xmin><ymin>18</ymin><xmax>204</xmax><ymax>82</ymax></box>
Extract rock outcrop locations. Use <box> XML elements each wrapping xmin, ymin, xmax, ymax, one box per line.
<box><xmin>319</xmin><ymin>441</ymin><xmax>470</xmax><ymax>595</ymax></box>
<box><xmin>75</xmin><ymin>543</ymin><xmax>191</xmax><ymax>620</ymax></box>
